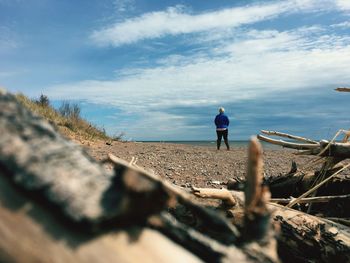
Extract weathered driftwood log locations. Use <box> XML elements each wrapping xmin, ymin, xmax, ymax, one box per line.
<box><xmin>271</xmin><ymin>203</ymin><xmax>350</xmax><ymax>263</ymax></box>
<box><xmin>258</xmin><ymin>132</ymin><xmax>350</xmax><ymax>158</ymax></box>
<box><xmin>0</xmin><ymin>89</ymin><xmax>199</xmax><ymax>262</ymax></box>
<box><xmin>190</xmin><ymin>187</ymin><xmax>350</xmax><ymax>263</ymax></box>
<box><xmin>265</xmin><ymin>164</ymin><xmax>350</xmax><ymax>198</ymax></box>
<box><xmin>0</xmin><ymin>171</ymin><xmax>200</xmax><ymax>263</ymax></box>
<box><xmin>191</xmin><ymin>137</ymin><xmax>350</xmax><ymax>262</ymax></box>
<box><xmin>108</xmin><ymin>154</ymin><xmax>242</xmax><ymax>248</ymax></box>
<box><xmin>228</xmin><ymin>159</ymin><xmax>350</xmax><ymax>213</ymax></box>
<box><xmin>260</xmin><ymin>130</ymin><xmax>318</xmax><ymax>144</ymax></box>
<box><xmin>335</xmin><ymin>87</ymin><xmax>350</xmax><ymax>92</ymax></box>
<box><xmin>148</xmin><ymin>212</ymin><xmax>252</xmax><ymax>263</ymax></box>
<box><xmin>0</xmin><ymin>89</ymin><xmax>173</xmax><ymax>229</ymax></box>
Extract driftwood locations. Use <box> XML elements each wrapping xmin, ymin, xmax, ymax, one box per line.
<box><xmin>335</xmin><ymin>87</ymin><xmax>350</xmax><ymax>92</ymax></box>
<box><xmin>265</xmin><ymin>164</ymin><xmax>350</xmax><ymax>198</ymax></box>
<box><xmin>191</xmin><ymin>187</ymin><xmax>350</xmax><ymax>263</ymax></box>
<box><xmin>256</xmin><ymin>128</ymin><xmax>350</xmax><ymax>217</ymax></box>
<box><xmin>190</xmin><ymin>135</ymin><xmax>350</xmax><ymax>262</ymax></box>
<box><xmin>2</xmin><ymin>88</ymin><xmax>349</xmax><ymax>262</ymax></box>
<box><xmin>270</xmin><ymin>194</ymin><xmax>350</xmax><ymax>204</ymax></box>
<box><xmin>0</xmin><ymin>89</ymin><xmax>174</xmax><ymax>228</ymax></box>
<box><xmin>0</xmin><ymin>89</ymin><xmax>194</xmax><ymax>262</ymax></box>
<box><xmin>0</xmin><ymin>172</ymin><xmax>200</xmax><ymax>263</ymax></box>
<box><xmin>258</xmin><ymin>133</ymin><xmax>350</xmax><ymax>158</ymax></box>
<box><xmin>0</xmin><ymin>90</ymin><xmax>283</xmax><ymax>262</ymax></box>
<box><xmin>192</xmin><ymin>139</ymin><xmax>279</xmax><ymax>262</ymax></box>
<box><xmin>243</xmin><ymin>138</ymin><xmax>272</xmax><ymax>241</ymax></box>
<box><xmin>271</xmin><ymin>203</ymin><xmax>350</xmax><ymax>263</ymax></box>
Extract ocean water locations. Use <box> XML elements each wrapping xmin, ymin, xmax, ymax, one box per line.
<box><xmin>141</xmin><ymin>140</ymin><xmax>282</xmax><ymax>149</ymax></box>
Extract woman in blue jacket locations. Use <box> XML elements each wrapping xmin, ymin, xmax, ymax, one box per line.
<box><xmin>214</xmin><ymin>107</ymin><xmax>230</xmax><ymax>150</ymax></box>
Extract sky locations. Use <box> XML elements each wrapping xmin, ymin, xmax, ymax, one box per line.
<box><xmin>1</xmin><ymin>0</ymin><xmax>350</xmax><ymax>141</ymax></box>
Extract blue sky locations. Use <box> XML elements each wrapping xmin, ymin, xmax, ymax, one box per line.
<box><xmin>1</xmin><ymin>0</ymin><xmax>350</xmax><ymax>141</ymax></box>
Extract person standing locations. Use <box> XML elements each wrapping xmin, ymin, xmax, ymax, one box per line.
<box><xmin>214</xmin><ymin>107</ymin><xmax>230</xmax><ymax>150</ymax></box>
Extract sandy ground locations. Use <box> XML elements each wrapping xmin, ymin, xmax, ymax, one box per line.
<box><xmin>85</xmin><ymin>140</ymin><xmax>316</xmax><ymax>188</ymax></box>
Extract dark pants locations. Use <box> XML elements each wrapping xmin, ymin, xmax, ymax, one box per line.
<box><xmin>216</xmin><ymin>129</ymin><xmax>230</xmax><ymax>150</ymax></box>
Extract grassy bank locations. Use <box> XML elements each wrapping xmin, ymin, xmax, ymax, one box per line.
<box><xmin>15</xmin><ymin>93</ymin><xmax>114</xmax><ymax>142</ymax></box>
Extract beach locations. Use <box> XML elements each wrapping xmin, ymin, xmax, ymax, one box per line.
<box><xmin>86</xmin><ymin>140</ymin><xmax>315</xmax><ymax>188</ymax></box>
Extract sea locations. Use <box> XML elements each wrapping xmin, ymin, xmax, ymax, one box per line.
<box><xmin>138</xmin><ymin>140</ymin><xmax>282</xmax><ymax>149</ymax></box>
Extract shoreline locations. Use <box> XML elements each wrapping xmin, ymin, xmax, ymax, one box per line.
<box><xmin>134</xmin><ymin>140</ymin><xmax>283</xmax><ymax>149</ymax></box>
<box><xmin>86</xmin><ymin>140</ymin><xmax>313</xmax><ymax>188</ymax></box>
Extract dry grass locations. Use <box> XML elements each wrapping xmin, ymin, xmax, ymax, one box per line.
<box><xmin>15</xmin><ymin>93</ymin><xmax>113</xmax><ymax>142</ymax></box>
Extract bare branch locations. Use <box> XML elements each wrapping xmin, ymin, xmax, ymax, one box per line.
<box><xmin>286</xmin><ymin>162</ymin><xmax>350</xmax><ymax>208</ymax></box>
<box><xmin>257</xmin><ymin>134</ymin><xmax>320</xmax><ymax>150</ymax></box>
<box><xmin>270</xmin><ymin>194</ymin><xmax>350</xmax><ymax>204</ymax></box>
<box><xmin>244</xmin><ymin>137</ymin><xmax>272</xmax><ymax>241</ymax></box>
<box><xmin>192</xmin><ymin>186</ymin><xmax>236</xmax><ymax>206</ymax></box>
<box><xmin>261</xmin><ymin>130</ymin><xmax>318</xmax><ymax>144</ymax></box>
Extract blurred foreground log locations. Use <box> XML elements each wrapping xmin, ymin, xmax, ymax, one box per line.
<box><xmin>0</xmin><ymin>90</ymin><xmax>280</xmax><ymax>262</ymax></box>
<box><xmin>0</xmin><ymin>173</ymin><xmax>199</xmax><ymax>263</ymax></box>
<box><xmin>0</xmin><ymin>89</ymin><xmax>194</xmax><ymax>262</ymax></box>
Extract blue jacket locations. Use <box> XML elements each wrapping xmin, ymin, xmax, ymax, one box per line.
<box><xmin>215</xmin><ymin>113</ymin><xmax>229</xmax><ymax>129</ymax></box>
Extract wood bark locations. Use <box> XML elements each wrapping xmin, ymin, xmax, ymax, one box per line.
<box><xmin>192</xmin><ymin>187</ymin><xmax>237</xmax><ymax>206</ymax></box>
<box><xmin>270</xmin><ymin>194</ymin><xmax>350</xmax><ymax>204</ymax></box>
<box><xmin>271</xmin><ymin>203</ymin><xmax>350</xmax><ymax>263</ymax></box>
<box><xmin>243</xmin><ymin>138</ymin><xmax>272</xmax><ymax>241</ymax></box>
<box><xmin>148</xmin><ymin>212</ymin><xmax>253</xmax><ymax>263</ymax></box>
<box><xmin>191</xmin><ymin>138</ymin><xmax>279</xmax><ymax>262</ymax></box>
<box><xmin>265</xmin><ymin>165</ymin><xmax>350</xmax><ymax>198</ymax></box>
<box><xmin>0</xmin><ymin>90</ymin><xmax>175</xmax><ymax>227</ymax></box>
<box><xmin>190</xmin><ymin>187</ymin><xmax>350</xmax><ymax>263</ymax></box>
<box><xmin>0</xmin><ymin>173</ymin><xmax>201</xmax><ymax>263</ymax></box>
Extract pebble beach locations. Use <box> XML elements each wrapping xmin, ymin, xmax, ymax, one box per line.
<box><xmin>86</xmin><ymin>140</ymin><xmax>316</xmax><ymax>188</ymax></box>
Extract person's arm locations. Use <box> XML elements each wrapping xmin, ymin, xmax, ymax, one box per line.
<box><xmin>227</xmin><ymin>116</ymin><xmax>230</xmax><ymax>126</ymax></box>
<box><xmin>214</xmin><ymin>116</ymin><xmax>218</xmax><ymax>126</ymax></box>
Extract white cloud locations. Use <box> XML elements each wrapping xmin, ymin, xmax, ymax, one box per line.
<box><xmin>331</xmin><ymin>21</ymin><xmax>350</xmax><ymax>28</ymax></box>
<box><xmin>46</xmin><ymin>0</ymin><xmax>350</xmax><ymax>139</ymax></box>
<box><xmin>48</xmin><ymin>25</ymin><xmax>350</xmax><ymax>139</ymax></box>
<box><xmin>336</xmin><ymin>0</ymin><xmax>350</xmax><ymax>10</ymax></box>
<box><xmin>91</xmin><ymin>0</ymin><xmax>332</xmax><ymax>47</ymax></box>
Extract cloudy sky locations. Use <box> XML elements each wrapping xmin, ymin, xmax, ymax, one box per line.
<box><xmin>1</xmin><ymin>0</ymin><xmax>350</xmax><ymax>141</ymax></box>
